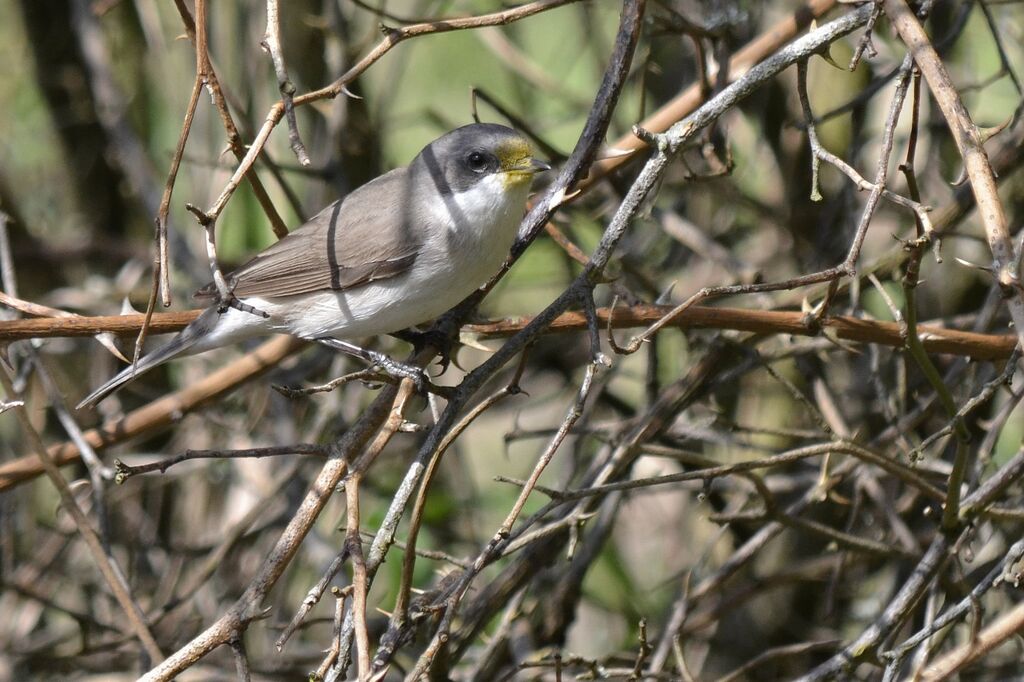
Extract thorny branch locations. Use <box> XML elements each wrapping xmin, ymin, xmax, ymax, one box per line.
<box><xmin>0</xmin><ymin>302</ymin><xmax>1017</xmax><ymax>358</ymax></box>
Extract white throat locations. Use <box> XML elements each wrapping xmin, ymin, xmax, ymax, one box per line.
<box><xmin>444</xmin><ymin>174</ymin><xmax>530</xmax><ymax>240</ymax></box>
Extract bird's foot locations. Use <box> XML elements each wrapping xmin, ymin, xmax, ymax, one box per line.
<box><xmin>317</xmin><ymin>338</ymin><xmax>448</xmax><ymax>397</ymax></box>
<box><xmin>391</xmin><ymin>325</ymin><xmax>457</xmax><ymax>374</ymax></box>
<box><xmin>365</xmin><ymin>349</ymin><xmax>430</xmax><ymax>394</ymax></box>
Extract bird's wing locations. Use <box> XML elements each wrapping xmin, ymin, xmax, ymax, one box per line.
<box><xmin>195</xmin><ymin>167</ymin><xmax>425</xmax><ymax>300</ymax></box>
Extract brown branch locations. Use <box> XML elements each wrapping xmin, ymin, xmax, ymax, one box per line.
<box><xmin>544</xmin><ymin>222</ymin><xmax>591</xmax><ymax>265</ymax></box>
<box><xmin>1</xmin><ymin>304</ymin><xmax>1016</xmax><ymax>361</ymax></box>
<box><xmin>519</xmin><ymin>441</ymin><xmax>946</xmax><ymax>508</ymax></box>
<box><xmin>474</xmin><ymin>306</ymin><xmax>1017</xmax><ymax>360</ymax></box>
<box><xmin>0</xmin><ymin>310</ymin><xmax>202</xmax><ymax>339</ymax></box>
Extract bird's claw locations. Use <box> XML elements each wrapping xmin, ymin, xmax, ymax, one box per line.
<box><xmin>391</xmin><ymin>328</ymin><xmax>456</xmax><ymax>374</ymax></box>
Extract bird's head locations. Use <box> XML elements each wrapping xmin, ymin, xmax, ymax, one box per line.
<box><xmin>414</xmin><ymin>123</ymin><xmax>550</xmax><ymax>196</ymax></box>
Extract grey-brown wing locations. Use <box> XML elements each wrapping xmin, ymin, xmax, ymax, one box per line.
<box><xmin>195</xmin><ymin>167</ymin><xmax>424</xmax><ymax>300</ymax></box>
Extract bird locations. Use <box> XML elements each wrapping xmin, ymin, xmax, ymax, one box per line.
<box><xmin>78</xmin><ymin>123</ymin><xmax>550</xmax><ymax>408</ymax></box>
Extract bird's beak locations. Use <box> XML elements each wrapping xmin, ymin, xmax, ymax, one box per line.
<box><xmin>509</xmin><ymin>157</ymin><xmax>551</xmax><ymax>174</ymax></box>
<box><xmin>528</xmin><ymin>157</ymin><xmax>552</xmax><ymax>173</ymax></box>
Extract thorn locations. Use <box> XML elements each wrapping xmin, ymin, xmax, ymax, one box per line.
<box><xmin>458</xmin><ymin>333</ymin><xmax>495</xmax><ymax>353</ymax></box>
<box><xmin>96</xmin><ymin>333</ymin><xmax>130</xmax><ymax>364</ymax></box>
<box><xmin>954</xmin><ymin>256</ymin><xmax>995</xmax><ymax>273</ymax></box>
<box><xmin>979</xmin><ymin>116</ymin><xmax>1012</xmax><ymax>144</ymax></box>
<box><xmin>819</xmin><ymin>45</ymin><xmax>843</xmax><ymax>70</ymax></box>
<box><xmin>559</xmin><ymin>187</ymin><xmax>582</xmax><ymax>204</ymax></box>
<box><xmin>119</xmin><ymin>297</ymin><xmax>142</xmax><ymax>315</ymax></box>
<box><xmin>950</xmin><ymin>165</ymin><xmax>969</xmax><ymax>187</ymax></box>
<box><xmin>547</xmin><ymin>186</ymin><xmax>568</xmax><ymax>212</ymax></box>
<box><xmin>655</xmin><ymin>281</ymin><xmax>677</xmax><ymax>305</ymax></box>
<box><xmin>598</xmin><ymin>146</ymin><xmax>639</xmax><ymax>160</ymax></box>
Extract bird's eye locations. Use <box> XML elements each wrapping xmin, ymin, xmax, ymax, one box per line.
<box><xmin>466</xmin><ymin>150</ymin><xmax>489</xmax><ymax>172</ymax></box>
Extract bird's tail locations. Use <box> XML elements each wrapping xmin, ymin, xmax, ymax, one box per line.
<box><xmin>77</xmin><ymin>308</ymin><xmax>219</xmax><ymax>409</ymax></box>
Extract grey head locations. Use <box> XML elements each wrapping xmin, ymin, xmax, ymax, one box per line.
<box><xmin>411</xmin><ymin>123</ymin><xmax>550</xmax><ymax>196</ymax></box>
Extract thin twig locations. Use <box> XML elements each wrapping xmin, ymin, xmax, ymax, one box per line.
<box><xmin>262</xmin><ymin>0</ymin><xmax>310</xmax><ymax>166</ymax></box>
<box><xmin>113</xmin><ymin>443</ymin><xmax>327</xmax><ymax>481</ymax></box>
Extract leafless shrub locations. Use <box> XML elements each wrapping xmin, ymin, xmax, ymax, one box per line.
<box><xmin>1</xmin><ymin>1</ymin><xmax>1023</xmax><ymax>680</ymax></box>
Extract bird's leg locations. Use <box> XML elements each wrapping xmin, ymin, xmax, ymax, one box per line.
<box><xmin>317</xmin><ymin>338</ymin><xmax>430</xmax><ymax>394</ymax></box>
<box><xmin>212</xmin><ymin>289</ymin><xmax>270</xmax><ymax>319</ymax></box>
<box><xmin>225</xmin><ymin>297</ymin><xmax>270</xmax><ymax>319</ymax></box>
